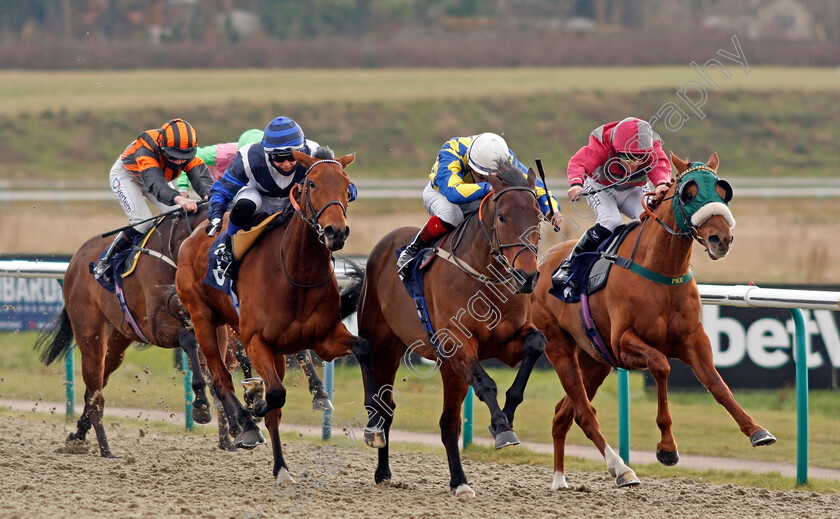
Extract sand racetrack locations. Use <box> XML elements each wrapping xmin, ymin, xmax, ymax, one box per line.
<box><xmin>1</xmin><ymin>415</ymin><xmax>838</xmax><ymax>519</ymax></box>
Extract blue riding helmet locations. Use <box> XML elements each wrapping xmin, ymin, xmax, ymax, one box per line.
<box><xmin>262</xmin><ymin>116</ymin><xmax>308</xmax><ymax>156</ymax></box>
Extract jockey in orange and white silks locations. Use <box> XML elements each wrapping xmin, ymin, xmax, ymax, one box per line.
<box><xmin>396</xmin><ymin>132</ymin><xmax>563</xmax><ymax>277</ymax></box>
<box><xmin>93</xmin><ymin>118</ymin><xmax>213</xmax><ymax>283</ymax></box>
<box><xmin>551</xmin><ymin>117</ymin><xmax>671</xmax><ymax>288</ymax></box>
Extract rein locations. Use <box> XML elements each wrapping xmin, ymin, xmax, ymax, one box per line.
<box><xmin>435</xmin><ymin>185</ymin><xmax>538</xmax><ymax>285</ymax></box>
<box><xmin>281</xmin><ymin>159</ymin><xmax>347</xmax><ymax>288</ymax></box>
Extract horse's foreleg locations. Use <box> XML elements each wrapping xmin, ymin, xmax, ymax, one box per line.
<box><xmin>619</xmin><ymin>329</ymin><xmax>679</xmax><ymax>465</ymax></box>
<box><xmin>681</xmin><ymin>333</ymin><xmax>776</xmax><ymax>447</ymax></box>
<box><xmin>250</xmin><ymin>348</ymin><xmax>291</xmax><ymax>484</ymax></box>
<box><xmin>450</xmin><ymin>345</ymin><xmax>518</xmax><ymax>450</ymax></box>
<box><xmin>194</xmin><ymin>317</ymin><xmax>264</xmax><ymax>449</ymax></box>
<box><xmin>294</xmin><ymin>350</ymin><xmax>333</xmax><ymax>411</ymax></box>
<box><xmin>499</xmin><ymin>326</ymin><xmax>546</xmax><ymax>427</ymax></box>
<box><xmin>231</xmin><ymin>335</ymin><xmax>253</xmax><ymax>378</ymax></box>
<box><xmin>178</xmin><ymin>328</ymin><xmax>213</xmax><ymax>425</ymax></box>
<box><xmin>546</xmin><ymin>340</ymin><xmax>636</xmax><ymax>488</ymax></box>
<box><xmin>439</xmin><ymin>362</ymin><xmax>475</xmax><ymax>497</ymax></box>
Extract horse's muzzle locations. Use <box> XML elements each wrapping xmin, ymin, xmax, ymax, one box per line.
<box><xmin>705</xmin><ymin>233</ymin><xmax>734</xmax><ymax>260</ymax></box>
<box><xmin>513</xmin><ymin>269</ymin><xmax>540</xmax><ymax>294</ymax></box>
<box><xmin>323</xmin><ymin>225</ymin><xmax>350</xmax><ymax>251</ymax></box>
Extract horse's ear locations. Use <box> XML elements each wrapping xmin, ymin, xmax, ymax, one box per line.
<box><xmin>707</xmin><ymin>152</ymin><xmax>719</xmax><ymax>173</ymax></box>
<box><xmin>487</xmin><ymin>172</ymin><xmax>502</xmax><ymax>192</ymax></box>
<box><xmin>670</xmin><ymin>151</ymin><xmax>689</xmax><ymax>174</ymax></box>
<box><xmin>526</xmin><ymin>167</ymin><xmax>537</xmax><ymax>189</ymax></box>
<box><xmin>337</xmin><ymin>153</ymin><xmax>355</xmax><ymax>169</ymax></box>
<box><xmin>292</xmin><ymin>150</ymin><xmax>315</xmax><ymax>169</ymax></box>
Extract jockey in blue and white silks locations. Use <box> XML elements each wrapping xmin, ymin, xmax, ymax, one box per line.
<box><xmin>396</xmin><ymin>132</ymin><xmax>563</xmax><ymax>277</ymax></box>
<box><xmin>206</xmin><ymin>116</ymin><xmax>320</xmax><ymax>278</ymax></box>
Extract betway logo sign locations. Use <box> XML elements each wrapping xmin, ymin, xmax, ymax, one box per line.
<box><xmin>703</xmin><ymin>306</ymin><xmax>840</xmax><ymax>370</ymax></box>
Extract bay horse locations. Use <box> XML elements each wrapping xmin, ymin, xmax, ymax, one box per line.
<box><xmin>530</xmin><ymin>152</ymin><xmax>775</xmax><ymax>489</ymax></box>
<box><xmin>35</xmin><ymin>206</ymin><xmax>216</xmax><ymax>457</ymax></box>
<box><xmin>175</xmin><ymin>147</ymin><xmax>368</xmax><ymax>484</ymax></box>
<box><xmin>346</xmin><ymin>162</ymin><xmax>547</xmax><ymax>496</ymax></box>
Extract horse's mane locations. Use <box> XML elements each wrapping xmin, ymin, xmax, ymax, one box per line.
<box><xmin>313</xmin><ymin>146</ymin><xmax>335</xmax><ymax>160</ymax></box>
<box><xmin>493</xmin><ymin>159</ymin><xmax>528</xmax><ymax>187</ymax></box>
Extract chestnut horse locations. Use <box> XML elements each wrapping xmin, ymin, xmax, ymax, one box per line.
<box><xmin>175</xmin><ymin>147</ymin><xmax>369</xmax><ymax>484</ymax></box>
<box><xmin>530</xmin><ymin>152</ymin><xmax>775</xmax><ymax>490</ymax></box>
<box><xmin>346</xmin><ymin>162</ymin><xmax>547</xmax><ymax>496</ymax></box>
<box><xmin>35</xmin><ymin>207</ymin><xmax>216</xmax><ymax>457</ymax></box>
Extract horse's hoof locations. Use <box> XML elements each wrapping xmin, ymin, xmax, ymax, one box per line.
<box><xmin>452</xmin><ymin>484</ymin><xmax>475</xmax><ymax>498</ymax></box>
<box><xmin>364</xmin><ymin>429</ymin><xmax>387</xmax><ymax>449</ymax></box>
<box><xmin>374</xmin><ymin>470</ymin><xmax>391</xmax><ymax>484</ymax></box>
<box><xmin>751</xmin><ymin>429</ymin><xmax>776</xmax><ymax>447</ymax></box>
<box><xmin>235</xmin><ymin>428</ymin><xmax>266</xmax><ymax>449</ymax></box>
<box><xmin>656</xmin><ymin>448</ymin><xmax>680</xmax><ymax>466</ymax></box>
<box><xmin>65</xmin><ymin>433</ymin><xmax>86</xmax><ymax>444</ymax></box>
<box><xmin>494</xmin><ymin>430</ymin><xmax>520</xmax><ymax>450</ymax></box>
<box><xmin>312</xmin><ymin>396</ymin><xmax>334</xmax><ymax>411</ymax></box>
<box><xmin>616</xmin><ymin>470</ymin><xmax>641</xmax><ymax>487</ymax></box>
<box><xmin>275</xmin><ymin>467</ymin><xmax>296</xmax><ymax>486</ymax></box>
<box><xmin>252</xmin><ymin>399</ymin><xmax>268</xmax><ymax>417</ymax></box>
<box><xmin>218</xmin><ymin>437</ymin><xmax>237</xmax><ymax>452</ymax></box>
<box><xmin>551</xmin><ymin>472</ymin><xmax>569</xmax><ymax>490</ymax></box>
<box><xmin>192</xmin><ymin>404</ymin><xmax>213</xmax><ymax>424</ymax></box>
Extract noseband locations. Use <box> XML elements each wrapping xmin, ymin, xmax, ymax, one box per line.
<box><xmin>281</xmin><ymin>159</ymin><xmax>348</xmax><ymax>288</ymax></box>
<box><xmin>440</xmin><ymin>185</ymin><xmax>538</xmax><ymax>285</ymax></box>
<box><xmin>289</xmin><ymin>159</ymin><xmax>348</xmax><ymax>244</ymax></box>
<box><xmin>478</xmin><ymin>186</ymin><xmax>540</xmax><ymax>270</ymax></box>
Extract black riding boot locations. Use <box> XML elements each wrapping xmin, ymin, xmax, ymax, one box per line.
<box><xmin>551</xmin><ymin>224</ymin><xmax>612</xmax><ymax>288</ymax></box>
<box><xmin>93</xmin><ymin>231</ymin><xmax>134</xmax><ymax>283</ymax></box>
<box><xmin>219</xmin><ymin>233</ymin><xmax>237</xmax><ymax>280</ymax></box>
<box><xmin>396</xmin><ymin>230</ymin><xmax>432</xmax><ymax>278</ymax></box>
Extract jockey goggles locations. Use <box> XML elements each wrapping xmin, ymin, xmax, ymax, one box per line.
<box><xmin>162</xmin><ymin>146</ymin><xmax>196</xmax><ymax>162</ymax></box>
<box><xmin>268</xmin><ymin>152</ymin><xmax>296</xmax><ymax>164</ymax></box>
<box><xmin>618</xmin><ymin>152</ymin><xmax>646</xmax><ymax>164</ymax></box>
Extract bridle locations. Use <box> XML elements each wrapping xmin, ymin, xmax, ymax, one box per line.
<box><xmin>442</xmin><ymin>185</ymin><xmax>539</xmax><ymax>285</ymax></box>
<box><xmin>641</xmin><ymin>163</ymin><xmax>730</xmax><ymax>247</ymax></box>
<box><xmin>282</xmin><ymin>159</ymin><xmax>349</xmax><ymax>288</ymax></box>
<box><xmin>289</xmin><ymin>159</ymin><xmax>348</xmax><ymax>245</ymax></box>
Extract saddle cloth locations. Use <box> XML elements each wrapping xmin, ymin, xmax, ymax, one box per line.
<box><xmin>548</xmin><ymin>220</ymin><xmax>640</xmax><ymax>304</ymax></box>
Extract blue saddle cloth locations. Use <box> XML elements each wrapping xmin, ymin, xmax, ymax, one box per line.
<box><xmin>396</xmin><ymin>245</ymin><xmax>445</xmax><ymax>357</ymax></box>
<box><xmin>202</xmin><ymin>233</ymin><xmax>240</xmax><ymax>315</ymax></box>
<box><xmin>89</xmin><ymin>237</ymin><xmax>141</xmax><ymax>293</ymax></box>
<box><xmin>548</xmin><ymin>221</ymin><xmax>639</xmax><ymax>304</ymax></box>
<box><xmin>548</xmin><ymin>251</ymin><xmax>603</xmax><ymax>304</ymax></box>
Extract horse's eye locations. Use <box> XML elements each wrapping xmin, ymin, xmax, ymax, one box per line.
<box><xmin>498</xmin><ymin>214</ymin><xmax>506</xmax><ymax>223</ymax></box>
<box><xmin>309</xmin><ymin>182</ymin><xmax>316</xmax><ymax>189</ymax></box>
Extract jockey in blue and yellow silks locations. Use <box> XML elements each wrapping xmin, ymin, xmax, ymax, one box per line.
<box><xmin>396</xmin><ymin>133</ymin><xmax>563</xmax><ymax>277</ymax></box>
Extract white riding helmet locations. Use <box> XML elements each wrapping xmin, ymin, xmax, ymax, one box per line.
<box><xmin>467</xmin><ymin>133</ymin><xmax>510</xmax><ymax>175</ymax></box>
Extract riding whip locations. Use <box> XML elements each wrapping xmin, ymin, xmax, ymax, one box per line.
<box><xmin>535</xmin><ymin>158</ymin><xmax>560</xmax><ymax>232</ymax></box>
<box><xmin>101</xmin><ymin>199</ymin><xmax>209</xmax><ymax>238</ymax></box>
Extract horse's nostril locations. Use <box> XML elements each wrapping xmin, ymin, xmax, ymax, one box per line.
<box><xmin>343</xmin><ymin>226</ymin><xmax>350</xmax><ymax>239</ymax></box>
<box><xmin>708</xmin><ymin>235</ymin><xmax>720</xmax><ymax>246</ymax></box>
<box><xmin>323</xmin><ymin>226</ymin><xmax>335</xmax><ymax>239</ymax></box>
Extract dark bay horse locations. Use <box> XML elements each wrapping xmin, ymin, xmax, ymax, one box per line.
<box><xmin>35</xmin><ymin>207</ymin><xmax>215</xmax><ymax>457</ymax></box>
<box><xmin>175</xmin><ymin>147</ymin><xmax>368</xmax><ymax>484</ymax></box>
<box><xmin>346</xmin><ymin>162</ymin><xmax>547</xmax><ymax>496</ymax></box>
<box><xmin>530</xmin><ymin>152</ymin><xmax>775</xmax><ymax>489</ymax></box>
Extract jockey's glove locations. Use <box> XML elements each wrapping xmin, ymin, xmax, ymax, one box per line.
<box><xmin>206</xmin><ymin>217</ymin><xmax>222</xmax><ymax>236</ymax></box>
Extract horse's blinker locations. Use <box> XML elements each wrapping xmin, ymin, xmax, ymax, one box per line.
<box><xmin>672</xmin><ymin>163</ymin><xmax>730</xmax><ymax>234</ymax></box>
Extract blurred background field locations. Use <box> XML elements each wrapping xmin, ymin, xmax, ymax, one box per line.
<box><xmin>2</xmin><ymin>67</ymin><xmax>840</xmax><ymax>283</ymax></box>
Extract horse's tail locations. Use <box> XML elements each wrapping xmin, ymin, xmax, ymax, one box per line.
<box><xmin>34</xmin><ymin>306</ymin><xmax>75</xmax><ymax>365</ymax></box>
<box><xmin>340</xmin><ymin>260</ymin><xmax>365</xmax><ymax>319</ymax></box>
